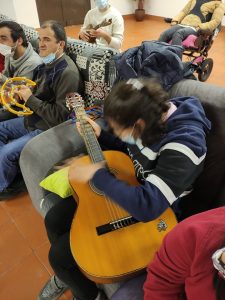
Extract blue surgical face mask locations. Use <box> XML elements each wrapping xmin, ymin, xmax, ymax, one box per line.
<box><xmin>42</xmin><ymin>52</ymin><xmax>56</xmax><ymax>64</ymax></box>
<box><xmin>96</xmin><ymin>0</ymin><xmax>109</xmax><ymax>9</ymax></box>
<box><xmin>41</xmin><ymin>45</ymin><xmax>60</xmax><ymax>65</ymax></box>
<box><xmin>120</xmin><ymin>124</ymin><xmax>137</xmax><ymax>145</ymax></box>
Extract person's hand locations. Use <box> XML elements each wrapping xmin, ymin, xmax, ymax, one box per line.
<box><xmin>54</xmin><ymin>155</ymin><xmax>84</xmax><ymax>170</ymax></box>
<box><xmin>79</xmin><ymin>29</ymin><xmax>91</xmax><ymax>42</ymax></box>
<box><xmin>76</xmin><ymin>117</ymin><xmax>102</xmax><ymax>138</ymax></box>
<box><xmin>89</xmin><ymin>28</ymin><xmax>106</xmax><ymax>39</ymax></box>
<box><xmin>70</xmin><ymin>159</ymin><xmax>106</xmax><ymax>182</ymax></box>
<box><xmin>14</xmin><ymin>85</ymin><xmax>32</xmax><ymax>102</ymax></box>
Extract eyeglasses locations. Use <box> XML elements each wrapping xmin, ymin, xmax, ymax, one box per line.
<box><xmin>212</xmin><ymin>247</ymin><xmax>225</xmax><ymax>280</ymax></box>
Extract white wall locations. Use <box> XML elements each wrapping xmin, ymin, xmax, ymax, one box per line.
<box><xmin>13</xmin><ymin>0</ymin><xmax>40</xmax><ymax>28</ymax></box>
<box><xmin>1</xmin><ymin>0</ymin><xmax>17</xmax><ymax>20</ymax></box>
<box><xmin>145</xmin><ymin>0</ymin><xmax>187</xmax><ymax>18</ymax></box>
<box><xmin>91</xmin><ymin>0</ymin><xmax>186</xmax><ymax>16</ymax></box>
<box><xmin>0</xmin><ymin>0</ymin><xmax>40</xmax><ymax>28</ymax></box>
<box><xmin>91</xmin><ymin>0</ymin><xmax>134</xmax><ymax>14</ymax></box>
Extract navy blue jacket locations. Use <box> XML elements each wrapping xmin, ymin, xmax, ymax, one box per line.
<box><xmin>114</xmin><ymin>41</ymin><xmax>184</xmax><ymax>91</ymax></box>
<box><xmin>92</xmin><ymin>97</ymin><xmax>211</xmax><ymax>222</ymax></box>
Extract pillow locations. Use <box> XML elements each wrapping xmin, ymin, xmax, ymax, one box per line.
<box><xmin>67</xmin><ymin>38</ymin><xmax>118</xmax><ymax>107</ymax></box>
<box><xmin>40</xmin><ymin>166</ymin><xmax>73</xmax><ymax>198</ymax></box>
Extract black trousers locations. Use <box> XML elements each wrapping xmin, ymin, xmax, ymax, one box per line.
<box><xmin>45</xmin><ymin>196</ymin><xmax>99</xmax><ymax>300</ymax></box>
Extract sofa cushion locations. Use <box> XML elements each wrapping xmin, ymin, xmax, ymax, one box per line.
<box><xmin>39</xmin><ymin>166</ymin><xmax>73</xmax><ymax>198</ymax></box>
<box><xmin>67</xmin><ymin>38</ymin><xmax>118</xmax><ymax>107</ymax></box>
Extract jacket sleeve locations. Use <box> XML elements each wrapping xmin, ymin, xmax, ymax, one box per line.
<box><xmin>143</xmin><ymin>224</ymin><xmax>192</xmax><ymax>300</ymax></box>
<box><xmin>98</xmin><ymin>129</ymin><xmax>128</xmax><ymax>153</ymax></box>
<box><xmin>172</xmin><ymin>0</ymin><xmax>194</xmax><ymax>23</ymax></box>
<box><xmin>92</xmin><ymin>145</ymin><xmax>203</xmax><ymax>222</ymax></box>
<box><xmin>198</xmin><ymin>2</ymin><xmax>225</xmax><ymax>31</ymax></box>
<box><xmin>26</xmin><ymin>66</ymin><xmax>80</xmax><ymax>127</ymax></box>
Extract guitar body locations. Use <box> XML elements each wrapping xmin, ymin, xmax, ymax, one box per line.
<box><xmin>86</xmin><ymin>32</ymin><xmax>97</xmax><ymax>44</ymax></box>
<box><xmin>69</xmin><ymin>150</ymin><xmax>177</xmax><ymax>283</ymax></box>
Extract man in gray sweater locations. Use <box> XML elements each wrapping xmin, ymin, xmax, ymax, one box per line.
<box><xmin>0</xmin><ymin>20</ymin><xmax>82</xmax><ymax>199</ymax></box>
<box><xmin>0</xmin><ymin>21</ymin><xmax>43</xmax><ymax>121</ymax></box>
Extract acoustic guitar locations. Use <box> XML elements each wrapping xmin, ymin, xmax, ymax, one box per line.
<box><xmin>67</xmin><ymin>93</ymin><xmax>177</xmax><ymax>284</ymax></box>
<box><xmin>86</xmin><ymin>18</ymin><xmax>112</xmax><ymax>44</ymax></box>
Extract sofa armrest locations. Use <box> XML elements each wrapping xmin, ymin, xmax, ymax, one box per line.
<box><xmin>19</xmin><ymin>120</ymin><xmax>85</xmax><ymax>216</ymax></box>
<box><xmin>169</xmin><ymin>79</ymin><xmax>225</xmax><ymax>216</ymax></box>
<box><xmin>169</xmin><ymin>79</ymin><xmax>225</xmax><ymax>105</ymax></box>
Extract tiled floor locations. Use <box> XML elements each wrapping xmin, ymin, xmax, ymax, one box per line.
<box><xmin>0</xmin><ymin>16</ymin><xmax>225</xmax><ymax>300</ymax></box>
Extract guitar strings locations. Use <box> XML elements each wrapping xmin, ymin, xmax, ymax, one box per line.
<box><xmin>78</xmin><ymin>110</ymin><xmax>125</xmax><ymax>223</ymax></box>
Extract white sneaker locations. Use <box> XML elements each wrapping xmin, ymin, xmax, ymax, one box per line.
<box><xmin>38</xmin><ymin>275</ymin><xmax>68</xmax><ymax>300</ymax></box>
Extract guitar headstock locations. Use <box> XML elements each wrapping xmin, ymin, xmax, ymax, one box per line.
<box><xmin>89</xmin><ymin>18</ymin><xmax>112</xmax><ymax>31</ymax></box>
<box><xmin>66</xmin><ymin>92</ymin><xmax>84</xmax><ymax>111</ymax></box>
<box><xmin>99</xmin><ymin>18</ymin><xmax>112</xmax><ymax>28</ymax></box>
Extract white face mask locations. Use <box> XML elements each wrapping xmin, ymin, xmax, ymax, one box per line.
<box><xmin>0</xmin><ymin>43</ymin><xmax>12</xmax><ymax>56</ymax></box>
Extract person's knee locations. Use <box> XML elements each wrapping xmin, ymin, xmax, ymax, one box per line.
<box><xmin>48</xmin><ymin>233</ymin><xmax>74</xmax><ymax>271</ymax></box>
<box><xmin>0</xmin><ymin>144</ymin><xmax>19</xmax><ymax>162</ymax></box>
<box><xmin>159</xmin><ymin>31</ymin><xmax>167</xmax><ymax>41</ymax></box>
<box><xmin>173</xmin><ymin>29</ymin><xmax>183</xmax><ymax>38</ymax></box>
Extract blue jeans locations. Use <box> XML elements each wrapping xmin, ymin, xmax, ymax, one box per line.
<box><xmin>0</xmin><ymin>117</ymin><xmax>42</xmax><ymax>191</ymax></box>
<box><xmin>159</xmin><ymin>24</ymin><xmax>197</xmax><ymax>45</ymax></box>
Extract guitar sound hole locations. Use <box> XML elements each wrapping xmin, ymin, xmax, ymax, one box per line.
<box><xmin>89</xmin><ymin>168</ymin><xmax>118</xmax><ymax>195</ymax></box>
<box><xmin>89</xmin><ymin>180</ymin><xmax>104</xmax><ymax>195</ymax></box>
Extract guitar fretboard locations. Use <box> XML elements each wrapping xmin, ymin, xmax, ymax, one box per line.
<box><xmin>80</xmin><ymin>121</ymin><xmax>105</xmax><ymax>163</ymax></box>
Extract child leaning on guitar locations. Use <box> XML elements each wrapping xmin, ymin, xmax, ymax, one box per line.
<box><xmin>39</xmin><ymin>78</ymin><xmax>211</xmax><ymax>300</ymax></box>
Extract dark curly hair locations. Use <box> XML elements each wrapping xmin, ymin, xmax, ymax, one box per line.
<box><xmin>104</xmin><ymin>78</ymin><xmax>170</xmax><ymax>146</ymax></box>
<box><xmin>0</xmin><ymin>21</ymin><xmax>28</xmax><ymax>47</ymax></box>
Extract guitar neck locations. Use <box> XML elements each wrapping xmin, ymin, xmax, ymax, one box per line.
<box><xmin>80</xmin><ymin>121</ymin><xmax>105</xmax><ymax>164</ymax></box>
<box><xmin>67</xmin><ymin>93</ymin><xmax>105</xmax><ymax>164</ymax></box>
<box><xmin>94</xmin><ymin>24</ymin><xmax>101</xmax><ymax>30</ymax></box>
<box><xmin>93</xmin><ymin>19</ymin><xmax>111</xmax><ymax>30</ymax></box>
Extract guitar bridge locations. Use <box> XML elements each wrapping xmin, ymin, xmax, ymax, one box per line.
<box><xmin>96</xmin><ymin>216</ymin><xmax>139</xmax><ymax>236</ymax></box>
